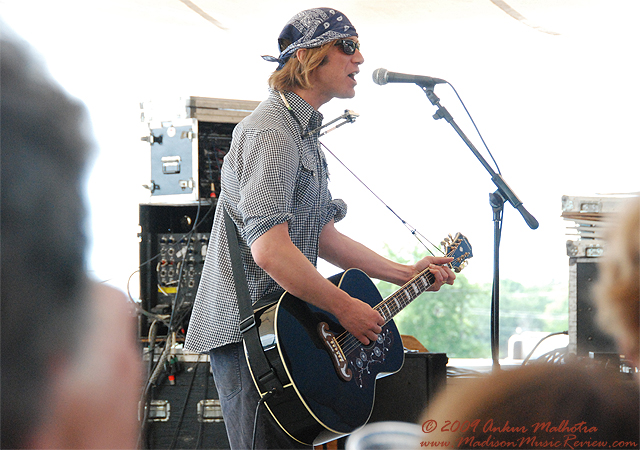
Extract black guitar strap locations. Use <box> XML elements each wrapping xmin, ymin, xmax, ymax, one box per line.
<box><xmin>223</xmin><ymin>208</ymin><xmax>283</xmax><ymax>395</ymax></box>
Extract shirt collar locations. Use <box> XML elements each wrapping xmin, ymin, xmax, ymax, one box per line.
<box><xmin>272</xmin><ymin>89</ymin><xmax>323</xmax><ymax>137</ymax></box>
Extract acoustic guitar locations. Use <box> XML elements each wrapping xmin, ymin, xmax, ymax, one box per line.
<box><xmin>246</xmin><ymin>233</ymin><xmax>473</xmax><ymax>445</ymax></box>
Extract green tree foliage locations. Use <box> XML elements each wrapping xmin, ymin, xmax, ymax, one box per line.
<box><xmin>375</xmin><ymin>245</ymin><xmax>568</xmax><ymax>358</ymax></box>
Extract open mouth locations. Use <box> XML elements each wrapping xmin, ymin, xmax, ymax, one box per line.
<box><xmin>348</xmin><ymin>72</ymin><xmax>358</xmax><ymax>81</ymax></box>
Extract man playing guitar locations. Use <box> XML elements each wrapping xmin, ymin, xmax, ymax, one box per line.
<box><xmin>185</xmin><ymin>8</ymin><xmax>456</xmax><ymax>449</ymax></box>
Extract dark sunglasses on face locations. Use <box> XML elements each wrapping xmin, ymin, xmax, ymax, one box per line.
<box><xmin>334</xmin><ymin>39</ymin><xmax>360</xmax><ymax>55</ymax></box>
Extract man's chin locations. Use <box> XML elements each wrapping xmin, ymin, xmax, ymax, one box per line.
<box><xmin>337</xmin><ymin>89</ymin><xmax>357</xmax><ymax>99</ymax></box>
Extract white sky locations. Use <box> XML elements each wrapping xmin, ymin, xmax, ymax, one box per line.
<box><xmin>3</xmin><ymin>0</ymin><xmax>639</xmax><ymax>300</ymax></box>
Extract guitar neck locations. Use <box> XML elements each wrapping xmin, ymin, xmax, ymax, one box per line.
<box><xmin>374</xmin><ymin>268</ymin><xmax>435</xmax><ymax>323</ymax></box>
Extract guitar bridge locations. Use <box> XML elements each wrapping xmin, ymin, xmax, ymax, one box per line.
<box><xmin>317</xmin><ymin>322</ymin><xmax>352</xmax><ymax>382</ymax></box>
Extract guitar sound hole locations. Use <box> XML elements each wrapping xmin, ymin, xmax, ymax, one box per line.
<box><xmin>359</xmin><ymin>338</ymin><xmax>379</xmax><ymax>351</ymax></box>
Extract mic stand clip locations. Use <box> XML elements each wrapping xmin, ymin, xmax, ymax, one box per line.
<box><xmin>303</xmin><ymin>110</ymin><xmax>359</xmax><ymax>138</ymax></box>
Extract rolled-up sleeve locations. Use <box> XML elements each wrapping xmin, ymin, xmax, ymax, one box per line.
<box><xmin>238</xmin><ymin>128</ymin><xmax>299</xmax><ymax>247</ymax></box>
<box><xmin>324</xmin><ymin>198</ymin><xmax>347</xmax><ymax>227</ymax></box>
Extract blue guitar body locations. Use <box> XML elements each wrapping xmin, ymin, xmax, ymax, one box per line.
<box><xmin>252</xmin><ymin>269</ymin><xmax>403</xmax><ymax>445</ymax></box>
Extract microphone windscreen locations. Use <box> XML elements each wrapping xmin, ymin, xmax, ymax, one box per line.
<box><xmin>372</xmin><ymin>68</ymin><xmax>388</xmax><ymax>85</ymax></box>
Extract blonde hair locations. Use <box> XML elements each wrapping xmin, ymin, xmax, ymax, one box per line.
<box><xmin>594</xmin><ymin>195</ymin><xmax>640</xmax><ymax>366</ymax></box>
<box><xmin>268</xmin><ymin>41</ymin><xmax>334</xmax><ymax>92</ymax></box>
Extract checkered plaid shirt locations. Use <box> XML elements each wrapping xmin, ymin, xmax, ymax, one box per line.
<box><xmin>185</xmin><ymin>90</ymin><xmax>347</xmax><ymax>353</ymax></box>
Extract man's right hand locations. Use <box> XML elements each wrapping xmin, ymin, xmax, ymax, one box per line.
<box><xmin>333</xmin><ymin>296</ymin><xmax>385</xmax><ymax>345</ymax></box>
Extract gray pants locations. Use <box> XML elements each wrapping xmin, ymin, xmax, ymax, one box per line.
<box><xmin>208</xmin><ymin>342</ymin><xmax>311</xmax><ymax>450</ymax></box>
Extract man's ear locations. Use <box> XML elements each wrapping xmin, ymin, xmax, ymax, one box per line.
<box><xmin>295</xmin><ymin>48</ymin><xmax>307</xmax><ymax>61</ymax></box>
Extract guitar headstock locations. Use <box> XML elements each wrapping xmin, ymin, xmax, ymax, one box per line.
<box><xmin>442</xmin><ymin>233</ymin><xmax>473</xmax><ymax>273</ymax></box>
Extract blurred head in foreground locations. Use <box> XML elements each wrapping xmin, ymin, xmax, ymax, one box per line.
<box><xmin>1</xmin><ymin>25</ymin><xmax>141</xmax><ymax>449</ymax></box>
<box><xmin>422</xmin><ymin>363</ymin><xmax>638</xmax><ymax>449</ymax></box>
<box><xmin>594</xmin><ymin>195</ymin><xmax>640</xmax><ymax>369</ymax></box>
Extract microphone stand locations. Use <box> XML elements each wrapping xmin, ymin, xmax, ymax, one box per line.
<box><xmin>420</xmin><ymin>84</ymin><xmax>539</xmax><ymax>370</ymax></box>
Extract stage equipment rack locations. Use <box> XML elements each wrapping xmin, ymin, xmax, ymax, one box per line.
<box><xmin>138</xmin><ymin>97</ymin><xmax>259</xmax><ymax>340</ymax></box>
<box><xmin>137</xmin><ymin>97</ymin><xmax>259</xmax><ymax>450</ymax></box>
<box><xmin>140</xmin><ymin>97</ymin><xmax>259</xmax><ymax>203</ymax></box>
<box><xmin>562</xmin><ymin>194</ymin><xmax>631</xmax><ymax>360</ymax></box>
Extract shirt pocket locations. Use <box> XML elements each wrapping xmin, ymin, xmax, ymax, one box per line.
<box><xmin>294</xmin><ymin>155</ymin><xmax>320</xmax><ymax>209</ymax></box>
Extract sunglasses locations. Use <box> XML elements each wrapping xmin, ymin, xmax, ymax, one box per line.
<box><xmin>334</xmin><ymin>39</ymin><xmax>360</xmax><ymax>55</ymax></box>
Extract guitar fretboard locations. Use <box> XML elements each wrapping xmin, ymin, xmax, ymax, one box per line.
<box><xmin>374</xmin><ymin>269</ymin><xmax>436</xmax><ymax>324</ymax></box>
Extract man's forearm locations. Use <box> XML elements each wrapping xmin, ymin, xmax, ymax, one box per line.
<box><xmin>318</xmin><ymin>220</ymin><xmax>414</xmax><ymax>286</ymax></box>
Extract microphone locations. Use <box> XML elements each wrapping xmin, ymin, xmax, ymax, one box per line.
<box><xmin>372</xmin><ymin>68</ymin><xmax>446</xmax><ymax>87</ymax></box>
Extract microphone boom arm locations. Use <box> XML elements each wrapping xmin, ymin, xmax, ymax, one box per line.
<box><xmin>423</xmin><ymin>87</ymin><xmax>539</xmax><ymax>230</ymax></box>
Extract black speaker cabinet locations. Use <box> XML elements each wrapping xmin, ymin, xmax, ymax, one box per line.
<box><xmin>569</xmin><ymin>258</ymin><xmax>617</xmax><ymax>357</ymax></box>
<box><xmin>368</xmin><ymin>352</ymin><xmax>448</xmax><ymax>424</ymax></box>
<box><xmin>143</xmin><ymin>359</ymin><xmax>230</xmax><ymax>450</ymax></box>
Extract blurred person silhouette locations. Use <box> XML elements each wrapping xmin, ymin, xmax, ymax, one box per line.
<box><xmin>421</xmin><ymin>362</ymin><xmax>639</xmax><ymax>449</ymax></box>
<box><xmin>1</xmin><ymin>25</ymin><xmax>141</xmax><ymax>449</ymax></box>
<box><xmin>594</xmin><ymin>195</ymin><xmax>640</xmax><ymax>370</ymax></box>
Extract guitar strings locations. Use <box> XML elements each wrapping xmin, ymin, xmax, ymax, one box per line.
<box><xmin>336</xmin><ymin>269</ymin><xmax>438</xmax><ymax>357</ymax></box>
<box><xmin>334</xmin><ymin>243</ymin><xmax>460</xmax><ymax>358</ymax></box>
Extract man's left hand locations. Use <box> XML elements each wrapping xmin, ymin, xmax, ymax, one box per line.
<box><xmin>414</xmin><ymin>256</ymin><xmax>456</xmax><ymax>291</ymax></box>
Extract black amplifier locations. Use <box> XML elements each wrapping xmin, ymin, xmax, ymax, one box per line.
<box><xmin>142</xmin><ymin>358</ymin><xmax>230</xmax><ymax>450</ymax></box>
<box><xmin>569</xmin><ymin>258</ymin><xmax>617</xmax><ymax>357</ymax></box>
<box><xmin>369</xmin><ymin>352</ymin><xmax>448</xmax><ymax>424</ymax></box>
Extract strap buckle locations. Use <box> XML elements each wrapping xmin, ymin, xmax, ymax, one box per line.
<box><xmin>239</xmin><ymin>315</ymin><xmax>256</xmax><ymax>334</ymax></box>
